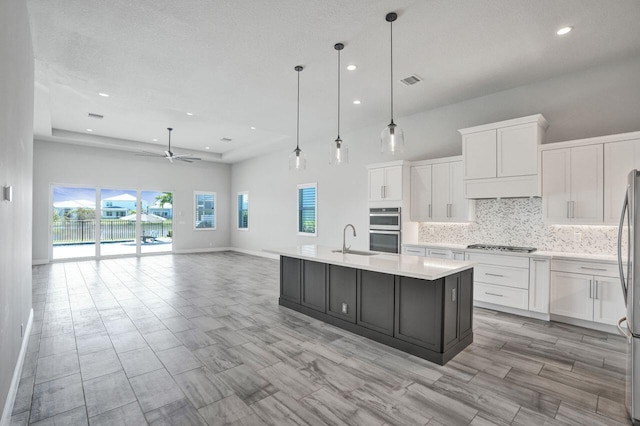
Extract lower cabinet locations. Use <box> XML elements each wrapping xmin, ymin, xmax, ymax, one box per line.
<box><xmin>327</xmin><ymin>265</ymin><xmax>357</xmax><ymax>323</ymax></box>
<box><xmin>395</xmin><ymin>276</ymin><xmax>443</xmax><ymax>351</ymax></box>
<box><xmin>280</xmin><ymin>257</ymin><xmax>301</xmax><ymax>304</ymax></box>
<box><xmin>301</xmin><ymin>261</ymin><xmax>326</xmax><ymax>312</ymax></box>
<box><xmin>357</xmin><ymin>270</ymin><xmax>395</xmax><ymax>336</ymax></box>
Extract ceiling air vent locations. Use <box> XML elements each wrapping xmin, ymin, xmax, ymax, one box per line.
<box><xmin>88</xmin><ymin>113</ymin><xmax>104</xmax><ymax>119</ymax></box>
<box><xmin>399</xmin><ymin>75</ymin><xmax>423</xmax><ymax>86</ymax></box>
<box><xmin>220</xmin><ymin>138</ymin><xmax>233</xmax><ymax>143</ymax></box>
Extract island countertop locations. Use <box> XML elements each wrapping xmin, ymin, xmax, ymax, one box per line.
<box><xmin>265</xmin><ymin>245</ymin><xmax>475</xmax><ymax>281</ymax></box>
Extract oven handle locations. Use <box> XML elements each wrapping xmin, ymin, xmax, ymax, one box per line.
<box><xmin>369</xmin><ymin>213</ymin><xmax>401</xmax><ymax>217</ymax></box>
<box><xmin>369</xmin><ymin>230</ymin><xmax>401</xmax><ymax>235</ymax></box>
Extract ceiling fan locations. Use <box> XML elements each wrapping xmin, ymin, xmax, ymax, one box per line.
<box><xmin>136</xmin><ymin>127</ymin><xmax>201</xmax><ymax>163</ymax></box>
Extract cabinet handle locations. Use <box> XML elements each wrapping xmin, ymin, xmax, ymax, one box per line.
<box><xmin>595</xmin><ymin>280</ymin><xmax>599</xmax><ymax>300</ymax></box>
<box><xmin>428</xmin><ymin>204</ymin><xmax>432</xmax><ymax>218</ymax></box>
<box><xmin>571</xmin><ymin>201</ymin><xmax>575</xmax><ymax>219</ymax></box>
<box><xmin>580</xmin><ymin>266</ymin><xmax>607</xmax><ymax>271</ymax></box>
<box><xmin>567</xmin><ymin>201</ymin><xmax>570</xmax><ymax>219</ymax></box>
<box><xmin>452</xmin><ymin>288</ymin><xmax>457</xmax><ymax>302</ymax></box>
<box><xmin>485</xmin><ymin>292</ymin><xmax>504</xmax><ymax>297</ymax></box>
<box><xmin>589</xmin><ymin>280</ymin><xmax>593</xmax><ymax>299</ymax></box>
<box><xmin>485</xmin><ymin>273</ymin><xmax>505</xmax><ymax>277</ymax></box>
<box><xmin>532</xmin><ymin>259</ymin><xmax>547</xmax><ymax>263</ymax></box>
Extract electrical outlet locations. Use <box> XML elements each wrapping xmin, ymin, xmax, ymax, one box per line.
<box><xmin>341</xmin><ymin>303</ymin><xmax>348</xmax><ymax>314</ymax></box>
<box><xmin>574</xmin><ymin>232</ymin><xmax>582</xmax><ymax>242</ymax></box>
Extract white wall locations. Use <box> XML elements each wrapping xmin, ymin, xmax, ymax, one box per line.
<box><xmin>33</xmin><ymin>141</ymin><xmax>231</xmax><ymax>261</ymax></box>
<box><xmin>0</xmin><ymin>0</ymin><xmax>34</xmax><ymax>419</ymax></box>
<box><xmin>230</xmin><ymin>56</ymin><xmax>640</xmax><ymax>253</ymax></box>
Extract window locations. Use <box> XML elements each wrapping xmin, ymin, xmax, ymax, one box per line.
<box><xmin>237</xmin><ymin>191</ymin><xmax>249</xmax><ymax>230</ymax></box>
<box><xmin>194</xmin><ymin>192</ymin><xmax>216</xmax><ymax>230</ymax></box>
<box><xmin>297</xmin><ymin>183</ymin><xmax>317</xmax><ymax>236</ymax></box>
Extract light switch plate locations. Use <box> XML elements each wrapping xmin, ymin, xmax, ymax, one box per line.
<box><xmin>3</xmin><ymin>186</ymin><xmax>12</xmax><ymax>202</ymax></box>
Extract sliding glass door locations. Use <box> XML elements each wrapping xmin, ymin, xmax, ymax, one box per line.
<box><xmin>52</xmin><ymin>186</ymin><xmax>97</xmax><ymax>259</ymax></box>
<box><xmin>140</xmin><ymin>191</ymin><xmax>173</xmax><ymax>254</ymax></box>
<box><xmin>99</xmin><ymin>189</ymin><xmax>137</xmax><ymax>256</ymax></box>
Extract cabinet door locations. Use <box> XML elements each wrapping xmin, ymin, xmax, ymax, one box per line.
<box><xmin>571</xmin><ymin>144</ymin><xmax>603</xmax><ymax>223</ymax></box>
<box><xmin>463</xmin><ymin>129</ymin><xmax>497</xmax><ymax>179</ymax></box>
<box><xmin>357</xmin><ymin>271</ymin><xmax>395</xmax><ymax>336</ymax></box>
<box><xmin>395</xmin><ymin>276</ymin><xmax>443</xmax><ymax>351</ymax></box>
<box><xmin>301</xmin><ymin>261</ymin><xmax>326</xmax><ymax>312</ymax></box>
<box><xmin>497</xmin><ymin>123</ymin><xmax>538</xmax><ymax>177</ymax></box>
<box><xmin>452</xmin><ymin>251</ymin><xmax>466</xmax><ymax>261</ymax></box>
<box><xmin>458</xmin><ymin>269</ymin><xmax>473</xmax><ymax>340</ymax></box>
<box><xmin>280</xmin><ymin>257</ymin><xmax>301</xmax><ymax>304</ymax></box>
<box><xmin>327</xmin><ymin>265</ymin><xmax>357</xmax><ymax>323</ymax></box>
<box><xmin>410</xmin><ymin>165</ymin><xmax>432</xmax><ymax>221</ymax></box>
<box><xmin>428</xmin><ymin>249</ymin><xmax>452</xmax><ymax>259</ymax></box>
<box><xmin>593</xmin><ymin>275</ymin><xmax>626</xmax><ymax>326</ymax></box>
<box><xmin>542</xmin><ymin>149</ymin><xmax>571</xmax><ymax>223</ymax></box>
<box><xmin>604</xmin><ymin>139</ymin><xmax>640</xmax><ymax>223</ymax></box>
<box><xmin>529</xmin><ymin>259</ymin><xmax>550</xmax><ymax>314</ymax></box>
<box><xmin>384</xmin><ymin>166</ymin><xmax>403</xmax><ymax>201</ymax></box>
<box><xmin>550</xmin><ymin>272</ymin><xmax>593</xmax><ymax>321</ymax></box>
<box><xmin>449</xmin><ymin>161</ymin><xmax>469</xmax><ymax>221</ymax></box>
<box><xmin>431</xmin><ymin>163</ymin><xmax>451</xmax><ymax>220</ymax></box>
<box><xmin>443</xmin><ymin>274</ymin><xmax>459</xmax><ymax>351</ymax></box>
<box><xmin>368</xmin><ymin>168</ymin><xmax>385</xmax><ymax>202</ymax></box>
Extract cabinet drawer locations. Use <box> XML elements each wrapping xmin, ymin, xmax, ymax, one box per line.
<box><xmin>475</xmin><ymin>265</ymin><xmax>529</xmax><ymax>289</ymax></box>
<box><xmin>428</xmin><ymin>249</ymin><xmax>452</xmax><ymax>259</ymax></box>
<box><xmin>475</xmin><ymin>283</ymin><xmax>529</xmax><ymax>310</ymax></box>
<box><xmin>403</xmin><ymin>246</ymin><xmax>426</xmax><ymax>256</ymax></box>
<box><xmin>466</xmin><ymin>252</ymin><xmax>530</xmax><ymax>268</ymax></box>
<box><xmin>551</xmin><ymin>260</ymin><xmax>618</xmax><ymax>278</ymax></box>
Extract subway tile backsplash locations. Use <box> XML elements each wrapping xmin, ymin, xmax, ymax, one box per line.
<box><xmin>418</xmin><ymin>198</ymin><xmax>619</xmax><ymax>255</ymax></box>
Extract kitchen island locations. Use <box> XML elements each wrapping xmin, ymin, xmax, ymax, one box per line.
<box><xmin>267</xmin><ymin>245</ymin><xmax>475</xmax><ymax>365</ymax></box>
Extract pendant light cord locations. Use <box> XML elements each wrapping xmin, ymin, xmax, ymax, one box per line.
<box><xmin>296</xmin><ymin>69</ymin><xmax>300</xmax><ymax>151</ymax></box>
<box><xmin>337</xmin><ymin>48</ymin><xmax>341</xmax><ymax>139</ymax></box>
<box><xmin>390</xmin><ymin>19</ymin><xmax>394</xmax><ymax>123</ymax></box>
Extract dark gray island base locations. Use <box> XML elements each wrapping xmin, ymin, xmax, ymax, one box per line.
<box><xmin>278</xmin><ymin>256</ymin><xmax>473</xmax><ymax>365</ymax></box>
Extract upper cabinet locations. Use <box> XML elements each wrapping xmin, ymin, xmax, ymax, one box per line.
<box><xmin>368</xmin><ymin>163</ymin><xmax>403</xmax><ymax>202</ymax></box>
<box><xmin>459</xmin><ymin>114</ymin><xmax>548</xmax><ymax>199</ymax></box>
<box><xmin>410</xmin><ymin>157</ymin><xmax>474</xmax><ymax>223</ymax></box>
<box><xmin>540</xmin><ymin>131</ymin><xmax>640</xmax><ymax>225</ymax></box>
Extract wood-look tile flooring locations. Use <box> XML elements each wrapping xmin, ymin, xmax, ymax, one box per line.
<box><xmin>11</xmin><ymin>252</ymin><xmax>631</xmax><ymax>425</ymax></box>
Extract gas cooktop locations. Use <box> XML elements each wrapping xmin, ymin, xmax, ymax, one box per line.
<box><xmin>466</xmin><ymin>244</ymin><xmax>537</xmax><ymax>253</ymax></box>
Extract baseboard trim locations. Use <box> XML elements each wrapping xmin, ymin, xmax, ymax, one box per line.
<box><xmin>31</xmin><ymin>259</ymin><xmax>48</xmax><ymax>266</ymax></box>
<box><xmin>474</xmin><ymin>301</ymin><xmax>550</xmax><ymax>321</ymax></box>
<box><xmin>229</xmin><ymin>248</ymin><xmax>279</xmax><ymax>260</ymax></box>
<box><xmin>173</xmin><ymin>247</ymin><xmax>233</xmax><ymax>254</ymax></box>
<box><xmin>549</xmin><ymin>314</ymin><xmax>619</xmax><ymax>334</ymax></box>
<box><xmin>1</xmin><ymin>308</ymin><xmax>33</xmax><ymax>426</ymax></box>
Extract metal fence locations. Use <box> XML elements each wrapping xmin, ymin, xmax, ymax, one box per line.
<box><xmin>52</xmin><ymin>220</ymin><xmax>172</xmax><ymax>244</ymax></box>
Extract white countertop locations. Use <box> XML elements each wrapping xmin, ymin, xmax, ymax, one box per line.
<box><xmin>403</xmin><ymin>242</ymin><xmax>618</xmax><ymax>264</ymax></box>
<box><xmin>265</xmin><ymin>245</ymin><xmax>475</xmax><ymax>281</ymax></box>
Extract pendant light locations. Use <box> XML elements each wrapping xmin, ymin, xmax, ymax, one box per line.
<box><xmin>381</xmin><ymin>12</ymin><xmax>404</xmax><ymax>155</ymax></box>
<box><xmin>330</xmin><ymin>43</ymin><xmax>348</xmax><ymax>166</ymax></box>
<box><xmin>289</xmin><ymin>65</ymin><xmax>306</xmax><ymax>171</ymax></box>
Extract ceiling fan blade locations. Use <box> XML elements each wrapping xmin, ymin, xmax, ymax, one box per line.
<box><xmin>136</xmin><ymin>153</ymin><xmax>165</xmax><ymax>157</ymax></box>
<box><xmin>176</xmin><ymin>156</ymin><xmax>201</xmax><ymax>161</ymax></box>
<box><xmin>175</xmin><ymin>158</ymin><xmax>194</xmax><ymax>163</ymax></box>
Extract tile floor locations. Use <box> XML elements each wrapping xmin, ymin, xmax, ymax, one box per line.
<box><xmin>10</xmin><ymin>252</ymin><xmax>631</xmax><ymax>425</ymax></box>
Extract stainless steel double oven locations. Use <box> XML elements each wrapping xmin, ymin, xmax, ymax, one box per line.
<box><xmin>369</xmin><ymin>207</ymin><xmax>401</xmax><ymax>254</ymax></box>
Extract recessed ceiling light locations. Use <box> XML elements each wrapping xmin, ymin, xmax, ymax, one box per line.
<box><xmin>86</xmin><ymin>128</ymin><xmax>93</xmax><ymax>132</ymax></box>
<box><xmin>98</xmin><ymin>92</ymin><xmax>109</xmax><ymax>97</ymax></box>
<box><xmin>205</xmin><ymin>146</ymin><xmax>210</xmax><ymax>150</ymax></box>
<box><xmin>347</xmin><ymin>64</ymin><xmax>357</xmax><ymax>71</ymax></box>
<box><xmin>353</xmin><ymin>100</ymin><xmax>361</xmax><ymax>105</ymax></box>
<box><xmin>556</xmin><ymin>26</ymin><xmax>573</xmax><ymax>35</ymax></box>
<box><xmin>250</xmin><ymin>126</ymin><xmax>256</xmax><ymax>130</ymax></box>
<box><xmin>152</xmin><ymin>138</ymin><xmax>158</xmax><ymax>142</ymax></box>
<box><xmin>186</xmin><ymin>112</ymin><xmax>193</xmax><ymax>116</ymax></box>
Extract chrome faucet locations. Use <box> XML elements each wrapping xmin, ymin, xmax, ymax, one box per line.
<box><xmin>343</xmin><ymin>224</ymin><xmax>356</xmax><ymax>254</ymax></box>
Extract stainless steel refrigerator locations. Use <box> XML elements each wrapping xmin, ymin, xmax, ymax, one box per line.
<box><xmin>618</xmin><ymin>170</ymin><xmax>639</xmax><ymax>425</ymax></box>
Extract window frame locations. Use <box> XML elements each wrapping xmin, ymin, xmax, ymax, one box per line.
<box><xmin>237</xmin><ymin>191</ymin><xmax>249</xmax><ymax>231</ymax></box>
<box><xmin>297</xmin><ymin>183</ymin><xmax>317</xmax><ymax>237</ymax></box>
<box><xmin>193</xmin><ymin>191</ymin><xmax>217</xmax><ymax>231</ymax></box>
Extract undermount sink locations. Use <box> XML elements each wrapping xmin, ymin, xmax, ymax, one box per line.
<box><xmin>331</xmin><ymin>249</ymin><xmax>379</xmax><ymax>256</ymax></box>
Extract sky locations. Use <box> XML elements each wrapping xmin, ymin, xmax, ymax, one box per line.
<box><xmin>53</xmin><ymin>187</ymin><xmax>169</xmax><ymax>206</ymax></box>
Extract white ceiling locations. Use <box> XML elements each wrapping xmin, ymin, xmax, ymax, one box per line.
<box><xmin>28</xmin><ymin>0</ymin><xmax>640</xmax><ymax>163</ymax></box>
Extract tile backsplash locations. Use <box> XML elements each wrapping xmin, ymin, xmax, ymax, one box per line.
<box><xmin>418</xmin><ymin>198</ymin><xmax>619</xmax><ymax>255</ymax></box>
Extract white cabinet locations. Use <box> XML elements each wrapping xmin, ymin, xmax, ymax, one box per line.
<box><xmin>467</xmin><ymin>252</ymin><xmax>530</xmax><ymax>311</ymax></box>
<box><xmin>410</xmin><ymin>165</ymin><xmax>432</xmax><ymax>221</ymax></box>
<box><xmin>550</xmin><ymin>260</ymin><xmax>624</xmax><ymax>326</ymax></box>
<box><xmin>452</xmin><ymin>250</ymin><xmax>465</xmax><ymax>261</ymax></box>
<box><xmin>604</xmin><ymin>139</ymin><xmax>640</xmax><ymax>223</ymax></box>
<box><xmin>410</xmin><ymin>157</ymin><xmax>473</xmax><ymax>223</ymax></box>
<box><xmin>402</xmin><ymin>246</ymin><xmax>426</xmax><ymax>256</ymax></box>
<box><xmin>428</xmin><ymin>248</ymin><xmax>452</xmax><ymax>259</ymax></box>
<box><xmin>460</xmin><ymin>114</ymin><xmax>547</xmax><ymax>199</ymax></box>
<box><xmin>529</xmin><ymin>258</ymin><xmax>550</xmax><ymax>314</ymax></box>
<box><xmin>368</xmin><ymin>164</ymin><xmax>403</xmax><ymax>202</ymax></box>
<box><xmin>541</xmin><ymin>144</ymin><xmax>603</xmax><ymax>223</ymax></box>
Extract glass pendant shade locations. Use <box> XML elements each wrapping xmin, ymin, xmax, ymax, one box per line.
<box><xmin>381</xmin><ymin>120</ymin><xmax>404</xmax><ymax>154</ymax></box>
<box><xmin>329</xmin><ymin>138</ymin><xmax>348</xmax><ymax>166</ymax></box>
<box><xmin>289</xmin><ymin>147</ymin><xmax>306</xmax><ymax>171</ymax></box>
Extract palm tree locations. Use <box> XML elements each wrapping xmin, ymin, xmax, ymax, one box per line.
<box><xmin>155</xmin><ymin>192</ymin><xmax>172</xmax><ymax>206</ymax></box>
